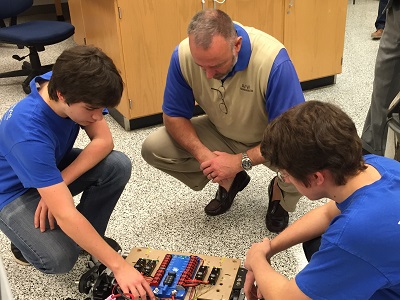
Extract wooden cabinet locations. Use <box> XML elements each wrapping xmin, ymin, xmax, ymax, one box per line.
<box><xmin>117</xmin><ymin>0</ymin><xmax>199</xmax><ymax>121</ymax></box>
<box><xmin>76</xmin><ymin>0</ymin><xmax>130</xmax><ymax>123</ymax></box>
<box><xmin>68</xmin><ymin>0</ymin><xmax>347</xmax><ymax>130</ymax></box>
<box><xmin>68</xmin><ymin>0</ymin><xmax>86</xmax><ymax>45</ymax></box>
<box><xmin>212</xmin><ymin>0</ymin><xmax>285</xmax><ymax>42</ymax></box>
<box><xmin>284</xmin><ymin>0</ymin><xmax>347</xmax><ymax>82</ymax></box>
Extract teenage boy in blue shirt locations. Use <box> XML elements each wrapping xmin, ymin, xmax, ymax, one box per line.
<box><xmin>245</xmin><ymin>101</ymin><xmax>400</xmax><ymax>299</ymax></box>
<box><xmin>0</xmin><ymin>45</ymin><xmax>155</xmax><ymax>299</ymax></box>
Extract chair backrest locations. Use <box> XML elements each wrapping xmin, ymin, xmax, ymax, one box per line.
<box><xmin>0</xmin><ymin>0</ymin><xmax>33</xmax><ymax>20</ymax></box>
<box><xmin>388</xmin><ymin>91</ymin><xmax>400</xmax><ymax>121</ymax></box>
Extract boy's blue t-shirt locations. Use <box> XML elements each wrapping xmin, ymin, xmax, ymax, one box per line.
<box><xmin>0</xmin><ymin>72</ymin><xmax>80</xmax><ymax>210</ymax></box>
<box><xmin>296</xmin><ymin>155</ymin><xmax>400</xmax><ymax>299</ymax></box>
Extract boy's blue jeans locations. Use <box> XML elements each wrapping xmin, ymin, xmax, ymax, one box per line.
<box><xmin>0</xmin><ymin>148</ymin><xmax>131</xmax><ymax>274</ymax></box>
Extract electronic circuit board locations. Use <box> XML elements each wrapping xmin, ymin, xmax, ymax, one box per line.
<box><xmin>126</xmin><ymin>247</ymin><xmax>246</xmax><ymax>300</ymax></box>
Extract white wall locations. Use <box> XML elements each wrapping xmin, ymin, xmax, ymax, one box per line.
<box><xmin>0</xmin><ymin>257</ymin><xmax>13</xmax><ymax>300</ymax></box>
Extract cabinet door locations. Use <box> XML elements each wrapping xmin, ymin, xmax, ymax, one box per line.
<box><xmin>211</xmin><ymin>0</ymin><xmax>285</xmax><ymax>43</ymax></box>
<box><xmin>78</xmin><ymin>0</ymin><xmax>130</xmax><ymax>119</ymax></box>
<box><xmin>117</xmin><ymin>0</ymin><xmax>202</xmax><ymax>119</ymax></box>
<box><xmin>284</xmin><ymin>0</ymin><xmax>347</xmax><ymax>82</ymax></box>
<box><xmin>68</xmin><ymin>0</ymin><xmax>86</xmax><ymax>45</ymax></box>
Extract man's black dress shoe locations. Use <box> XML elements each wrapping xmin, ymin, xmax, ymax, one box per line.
<box><xmin>265</xmin><ymin>176</ymin><xmax>289</xmax><ymax>233</ymax></box>
<box><xmin>204</xmin><ymin>171</ymin><xmax>250</xmax><ymax>216</ymax></box>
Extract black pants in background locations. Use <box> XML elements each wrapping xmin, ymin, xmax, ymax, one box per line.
<box><xmin>303</xmin><ymin>236</ymin><xmax>322</xmax><ymax>262</ymax></box>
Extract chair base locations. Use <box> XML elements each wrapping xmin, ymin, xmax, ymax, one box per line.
<box><xmin>0</xmin><ymin>45</ymin><xmax>53</xmax><ymax>94</ymax></box>
<box><xmin>0</xmin><ymin>62</ymin><xmax>53</xmax><ymax>94</ymax></box>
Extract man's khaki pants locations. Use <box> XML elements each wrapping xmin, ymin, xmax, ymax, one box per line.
<box><xmin>141</xmin><ymin>115</ymin><xmax>302</xmax><ymax>212</ymax></box>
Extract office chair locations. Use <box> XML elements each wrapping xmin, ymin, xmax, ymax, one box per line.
<box><xmin>0</xmin><ymin>0</ymin><xmax>75</xmax><ymax>94</ymax></box>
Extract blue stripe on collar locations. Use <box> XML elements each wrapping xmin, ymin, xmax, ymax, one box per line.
<box><xmin>233</xmin><ymin>23</ymin><xmax>251</xmax><ymax>72</ymax></box>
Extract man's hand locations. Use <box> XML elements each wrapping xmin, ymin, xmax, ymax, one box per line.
<box><xmin>200</xmin><ymin>151</ymin><xmax>241</xmax><ymax>183</ymax></box>
<box><xmin>113</xmin><ymin>262</ymin><xmax>155</xmax><ymax>300</ymax></box>
<box><xmin>34</xmin><ymin>199</ymin><xmax>56</xmax><ymax>232</ymax></box>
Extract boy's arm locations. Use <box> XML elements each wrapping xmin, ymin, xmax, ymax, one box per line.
<box><xmin>38</xmin><ymin>182</ymin><xmax>154</xmax><ymax>299</ymax></box>
<box><xmin>245</xmin><ymin>240</ymin><xmax>310</xmax><ymax>300</ymax></box>
<box><xmin>35</xmin><ymin>118</ymin><xmax>115</xmax><ymax>231</ymax></box>
<box><xmin>269</xmin><ymin>200</ymin><xmax>340</xmax><ymax>258</ymax></box>
<box><xmin>61</xmin><ymin>118</ymin><xmax>114</xmax><ymax>185</ymax></box>
<box><xmin>244</xmin><ymin>201</ymin><xmax>340</xmax><ymax>300</ymax></box>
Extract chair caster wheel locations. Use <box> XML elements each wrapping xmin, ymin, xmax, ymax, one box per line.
<box><xmin>22</xmin><ymin>61</ymin><xmax>30</xmax><ymax>70</ymax></box>
<box><xmin>22</xmin><ymin>83</ymin><xmax>31</xmax><ymax>94</ymax></box>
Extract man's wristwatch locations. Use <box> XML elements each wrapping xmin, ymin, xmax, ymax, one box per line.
<box><xmin>241</xmin><ymin>152</ymin><xmax>253</xmax><ymax>171</ymax></box>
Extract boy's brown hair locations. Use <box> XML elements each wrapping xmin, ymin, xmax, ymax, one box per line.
<box><xmin>48</xmin><ymin>45</ymin><xmax>123</xmax><ymax>108</ymax></box>
<box><xmin>261</xmin><ymin>101</ymin><xmax>366</xmax><ymax>187</ymax></box>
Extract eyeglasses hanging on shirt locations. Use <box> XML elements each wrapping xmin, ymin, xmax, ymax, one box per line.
<box><xmin>211</xmin><ymin>85</ymin><xmax>228</xmax><ymax>114</ymax></box>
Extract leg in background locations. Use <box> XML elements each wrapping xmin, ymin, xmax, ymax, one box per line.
<box><xmin>362</xmin><ymin>1</ymin><xmax>400</xmax><ymax>155</ymax></box>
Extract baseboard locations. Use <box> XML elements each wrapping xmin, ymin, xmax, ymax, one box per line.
<box><xmin>109</xmin><ymin>75</ymin><xmax>338</xmax><ymax>131</ymax></box>
<box><xmin>109</xmin><ymin>106</ymin><xmax>205</xmax><ymax>131</ymax></box>
<box><xmin>300</xmin><ymin>75</ymin><xmax>336</xmax><ymax>91</ymax></box>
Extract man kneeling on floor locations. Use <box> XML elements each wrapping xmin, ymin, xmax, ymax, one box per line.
<box><xmin>0</xmin><ymin>46</ymin><xmax>155</xmax><ymax>300</ymax></box>
<box><xmin>141</xmin><ymin>9</ymin><xmax>305</xmax><ymax>233</ymax></box>
<box><xmin>244</xmin><ymin>101</ymin><xmax>400</xmax><ymax>299</ymax></box>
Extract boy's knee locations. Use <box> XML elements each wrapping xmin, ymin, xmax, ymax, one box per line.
<box><xmin>35</xmin><ymin>251</ymin><xmax>78</xmax><ymax>274</ymax></box>
<box><xmin>108</xmin><ymin>151</ymin><xmax>132</xmax><ymax>182</ymax></box>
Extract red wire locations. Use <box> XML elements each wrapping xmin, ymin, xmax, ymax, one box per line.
<box><xmin>183</xmin><ymin>284</ymin><xmax>198</xmax><ymax>287</ymax></box>
<box><xmin>185</xmin><ymin>279</ymin><xmax>209</xmax><ymax>284</ymax></box>
<box><xmin>111</xmin><ymin>284</ymin><xmax>118</xmax><ymax>294</ymax></box>
<box><xmin>188</xmin><ymin>286</ymin><xmax>196</xmax><ymax>300</ymax></box>
<box><xmin>111</xmin><ymin>293</ymin><xmax>135</xmax><ymax>299</ymax></box>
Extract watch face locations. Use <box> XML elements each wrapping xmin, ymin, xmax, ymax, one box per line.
<box><xmin>242</xmin><ymin>159</ymin><xmax>252</xmax><ymax>170</ymax></box>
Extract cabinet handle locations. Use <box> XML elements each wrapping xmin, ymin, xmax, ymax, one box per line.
<box><xmin>201</xmin><ymin>0</ymin><xmax>205</xmax><ymax>10</ymax></box>
<box><xmin>118</xmin><ymin>6</ymin><xmax>122</xmax><ymax>19</ymax></box>
<box><xmin>287</xmin><ymin>0</ymin><xmax>294</xmax><ymax>14</ymax></box>
<box><xmin>214</xmin><ymin>0</ymin><xmax>226</xmax><ymax>9</ymax></box>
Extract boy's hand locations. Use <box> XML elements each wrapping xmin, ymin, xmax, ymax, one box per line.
<box><xmin>244</xmin><ymin>270</ymin><xmax>264</xmax><ymax>300</ymax></box>
<box><xmin>244</xmin><ymin>238</ymin><xmax>272</xmax><ymax>271</ymax></box>
<box><xmin>113</xmin><ymin>262</ymin><xmax>155</xmax><ymax>300</ymax></box>
<box><xmin>34</xmin><ymin>199</ymin><xmax>56</xmax><ymax>232</ymax></box>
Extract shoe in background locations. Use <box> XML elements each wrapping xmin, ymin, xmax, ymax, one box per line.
<box><xmin>371</xmin><ymin>28</ymin><xmax>384</xmax><ymax>39</ymax></box>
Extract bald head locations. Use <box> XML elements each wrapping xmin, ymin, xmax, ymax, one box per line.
<box><xmin>187</xmin><ymin>9</ymin><xmax>237</xmax><ymax>49</ymax></box>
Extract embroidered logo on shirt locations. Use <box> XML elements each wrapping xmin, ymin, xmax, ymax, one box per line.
<box><xmin>4</xmin><ymin>104</ymin><xmax>17</xmax><ymax>121</ymax></box>
<box><xmin>240</xmin><ymin>83</ymin><xmax>254</xmax><ymax>93</ymax></box>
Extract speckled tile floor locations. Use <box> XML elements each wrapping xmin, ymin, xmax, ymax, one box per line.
<box><xmin>0</xmin><ymin>1</ymin><xmax>382</xmax><ymax>299</ymax></box>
